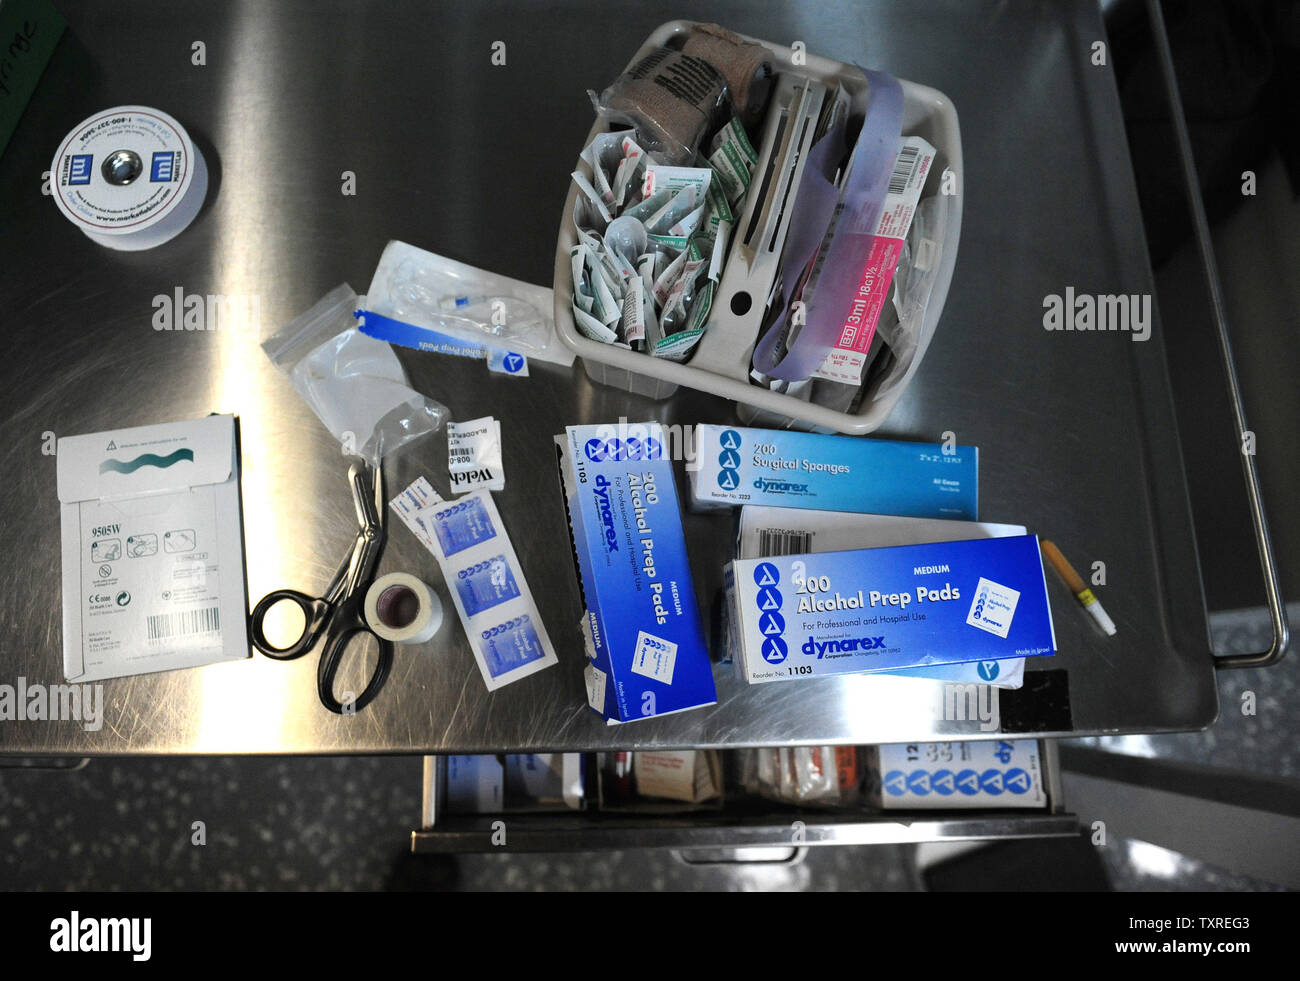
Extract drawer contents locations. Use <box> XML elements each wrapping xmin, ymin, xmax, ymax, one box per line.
<box><xmin>866</xmin><ymin>740</ymin><xmax>1047</xmax><ymax>809</ymax></box>
<box><xmin>598</xmin><ymin>751</ymin><xmax>724</xmax><ymax>811</ymax></box>
<box><xmin>428</xmin><ymin>742</ymin><xmax>1050</xmax><ymax>829</ymax></box>
<box><xmin>738</xmin><ymin>746</ymin><xmax>863</xmax><ymax>808</ymax></box>
<box><xmin>443</xmin><ymin>753</ymin><xmax>585</xmax><ymax>814</ymax></box>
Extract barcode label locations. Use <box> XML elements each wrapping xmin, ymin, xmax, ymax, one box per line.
<box><xmin>887</xmin><ymin>145</ymin><xmax>920</xmax><ymax>196</ymax></box>
<box><xmin>146</xmin><ymin>607</ymin><xmax>220</xmax><ymax>642</ymax></box>
<box><xmin>757</xmin><ymin>529</ymin><xmax>813</xmax><ymax>557</ymax></box>
<box><xmin>449</xmin><ymin>448</ymin><xmax>475</xmax><ymax>462</ymax></box>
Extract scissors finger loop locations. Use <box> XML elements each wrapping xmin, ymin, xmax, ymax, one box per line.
<box><xmin>250</xmin><ymin>589</ymin><xmax>331</xmax><ymax>660</ymax></box>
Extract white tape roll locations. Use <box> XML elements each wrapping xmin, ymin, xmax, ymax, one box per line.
<box><xmin>50</xmin><ymin>105</ymin><xmax>208</xmax><ymax>251</ymax></box>
<box><xmin>364</xmin><ymin>572</ymin><xmax>442</xmax><ymax>645</ymax></box>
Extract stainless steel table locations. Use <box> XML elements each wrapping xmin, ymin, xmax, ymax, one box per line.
<box><xmin>0</xmin><ymin>0</ymin><xmax>1219</xmax><ymax>756</ymax></box>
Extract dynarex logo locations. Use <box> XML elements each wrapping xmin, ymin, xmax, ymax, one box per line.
<box><xmin>717</xmin><ymin>429</ymin><xmax>742</xmax><ymax>490</ymax></box>
<box><xmin>583</xmin><ymin>435</ymin><xmax>662</xmax><ymax>462</ymax></box>
<box><xmin>753</xmin><ymin>478</ymin><xmax>810</xmax><ymax>494</ymax></box>
<box><xmin>753</xmin><ymin>562</ymin><xmax>787</xmax><ymax>664</ymax></box>
<box><xmin>592</xmin><ymin>475</ymin><xmax>619</xmax><ymax>553</ymax></box>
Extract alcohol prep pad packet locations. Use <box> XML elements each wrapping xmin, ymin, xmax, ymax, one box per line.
<box><xmin>390</xmin><ymin>481</ymin><xmax>558</xmax><ymax>691</ymax></box>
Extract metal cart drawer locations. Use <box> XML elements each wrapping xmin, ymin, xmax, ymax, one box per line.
<box><xmin>410</xmin><ymin>741</ymin><xmax>1078</xmax><ymax>854</ymax></box>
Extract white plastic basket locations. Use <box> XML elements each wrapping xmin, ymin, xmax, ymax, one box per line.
<box><xmin>553</xmin><ymin>20</ymin><xmax>963</xmax><ymax>435</ymax></box>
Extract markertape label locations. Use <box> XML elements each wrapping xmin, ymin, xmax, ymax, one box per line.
<box><xmin>51</xmin><ymin>106</ymin><xmax>201</xmax><ymax>241</ymax></box>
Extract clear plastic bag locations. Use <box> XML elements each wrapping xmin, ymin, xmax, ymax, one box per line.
<box><xmin>262</xmin><ymin>283</ymin><xmax>449</xmax><ymax>465</ymax></box>
<box><xmin>365</xmin><ymin>240</ymin><xmax>559</xmax><ymax>361</ymax></box>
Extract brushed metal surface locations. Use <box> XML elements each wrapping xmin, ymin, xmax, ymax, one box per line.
<box><xmin>0</xmin><ymin>0</ymin><xmax>1215</xmax><ymax>754</ymax></box>
<box><xmin>409</xmin><ymin>814</ymin><xmax>1084</xmax><ymax>853</ymax></box>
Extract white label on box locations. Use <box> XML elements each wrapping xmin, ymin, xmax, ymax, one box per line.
<box><xmin>630</xmin><ymin>630</ymin><xmax>677</xmax><ymax>685</ymax></box>
<box><xmin>81</xmin><ymin>492</ymin><xmax>224</xmax><ymax>659</ymax></box>
<box><xmin>967</xmin><ymin>577</ymin><xmax>1020</xmax><ymax>638</ymax></box>
<box><xmin>448</xmin><ymin>417</ymin><xmax>504</xmax><ymax>493</ymax></box>
<box><xmin>585</xmin><ymin>663</ymin><xmax>607</xmax><ymax>712</ymax></box>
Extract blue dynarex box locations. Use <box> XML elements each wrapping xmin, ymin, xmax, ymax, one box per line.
<box><xmin>689</xmin><ymin>424</ymin><xmax>978</xmax><ymax>518</ymax></box>
<box><xmin>556</xmin><ymin>423</ymin><xmax>716</xmax><ymax>723</ymax></box>
<box><xmin>727</xmin><ymin>535</ymin><xmax>1056</xmax><ymax>684</ymax></box>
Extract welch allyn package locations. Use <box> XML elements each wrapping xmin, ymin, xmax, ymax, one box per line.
<box><xmin>555</xmin><ymin>422</ymin><xmax>716</xmax><ymax>723</ymax></box>
<box><xmin>726</xmin><ymin>534</ymin><xmax>1055</xmax><ymax>684</ymax></box>
<box><xmin>689</xmin><ymin>424</ymin><xmax>977</xmax><ymax>518</ymax></box>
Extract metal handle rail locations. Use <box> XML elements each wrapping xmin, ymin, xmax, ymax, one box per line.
<box><xmin>1146</xmin><ymin>0</ymin><xmax>1289</xmax><ymax>668</ymax></box>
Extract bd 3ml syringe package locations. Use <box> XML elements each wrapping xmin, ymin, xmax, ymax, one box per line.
<box><xmin>556</xmin><ymin>422</ymin><xmax>716</xmax><ymax>723</ymax></box>
<box><xmin>726</xmin><ymin>535</ymin><xmax>1056</xmax><ymax>684</ymax></box>
<box><xmin>689</xmin><ymin>424</ymin><xmax>977</xmax><ymax>519</ymax></box>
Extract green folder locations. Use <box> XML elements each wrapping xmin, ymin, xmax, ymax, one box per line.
<box><xmin>0</xmin><ymin>0</ymin><xmax>66</xmax><ymax>157</ymax></box>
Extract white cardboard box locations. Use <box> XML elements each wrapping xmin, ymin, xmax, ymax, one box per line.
<box><xmin>57</xmin><ymin>415</ymin><xmax>248</xmax><ymax>682</ymax></box>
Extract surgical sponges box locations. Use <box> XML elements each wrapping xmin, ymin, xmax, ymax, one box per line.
<box><xmin>689</xmin><ymin>424</ymin><xmax>977</xmax><ymax>518</ymax></box>
<box><xmin>556</xmin><ymin>423</ymin><xmax>716</xmax><ymax>722</ymax></box>
<box><xmin>726</xmin><ymin>535</ymin><xmax>1055</xmax><ymax>684</ymax></box>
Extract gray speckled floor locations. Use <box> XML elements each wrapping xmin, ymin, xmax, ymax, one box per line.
<box><xmin>1097</xmin><ymin>837</ymin><xmax>1287</xmax><ymax>893</ymax></box>
<box><xmin>0</xmin><ymin>757</ymin><xmax>423</xmax><ymax>891</ymax></box>
<box><xmin>1067</xmin><ymin>605</ymin><xmax>1300</xmax><ymax>779</ymax></box>
<box><xmin>0</xmin><ymin>756</ymin><xmax>928</xmax><ymax>890</ymax></box>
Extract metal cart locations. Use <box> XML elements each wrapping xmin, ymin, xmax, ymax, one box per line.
<box><xmin>0</xmin><ymin>0</ymin><xmax>1285</xmax><ymax>856</ymax></box>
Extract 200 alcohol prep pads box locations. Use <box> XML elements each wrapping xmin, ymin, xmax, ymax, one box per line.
<box><xmin>556</xmin><ymin>423</ymin><xmax>716</xmax><ymax>723</ymax></box>
<box><xmin>689</xmin><ymin>425</ymin><xmax>977</xmax><ymax>518</ymax></box>
<box><xmin>726</xmin><ymin>535</ymin><xmax>1055</xmax><ymax>684</ymax></box>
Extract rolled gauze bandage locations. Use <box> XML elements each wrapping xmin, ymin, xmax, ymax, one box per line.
<box><xmin>364</xmin><ymin>572</ymin><xmax>443</xmax><ymax>644</ymax></box>
<box><xmin>596</xmin><ymin>46</ymin><xmax>726</xmax><ymax>163</ymax></box>
<box><xmin>682</xmin><ymin>24</ymin><xmax>774</xmax><ymax>128</ymax></box>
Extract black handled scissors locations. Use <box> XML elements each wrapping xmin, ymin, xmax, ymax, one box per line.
<box><xmin>250</xmin><ymin>462</ymin><xmax>393</xmax><ymax>714</ymax></box>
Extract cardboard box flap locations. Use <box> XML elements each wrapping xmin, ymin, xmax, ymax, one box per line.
<box><xmin>57</xmin><ymin>415</ymin><xmax>236</xmax><ymax>503</ymax></box>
